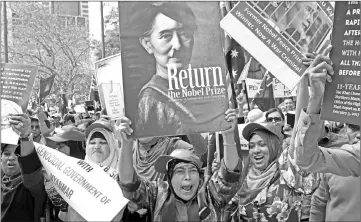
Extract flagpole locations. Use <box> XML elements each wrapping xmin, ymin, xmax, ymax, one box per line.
<box><xmin>242</xmin><ymin>80</ymin><xmax>251</xmax><ymax>111</ymax></box>
<box><xmin>3</xmin><ymin>1</ymin><xmax>9</xmax><ymax>63</ymax></box>
<box><xmin>100</xmin><ymin>2</ymin><xmax>105</xmax><ymax>59</ymax></box>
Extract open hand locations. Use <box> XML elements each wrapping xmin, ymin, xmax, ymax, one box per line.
<box><xmin>8</xmin><ymin>114</ymin><xmax>31</xmax><ymax>138</ymax></box>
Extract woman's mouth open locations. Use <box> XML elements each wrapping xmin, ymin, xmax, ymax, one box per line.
<box><xmin>7</xmin><ymin>162</ymin><xmax>16</xmax><ymax>168</ymax></box>
<box><xmin>181</xmin><ymin>185</ymin><xmax>193</xmax><ymax>192</ymax></box>
<box><xmin>254</xmin><ymin>156</ymin><xmax>264</xmax><ymax>163</ymax></box>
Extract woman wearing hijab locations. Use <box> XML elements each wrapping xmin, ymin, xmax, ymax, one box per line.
<box><xmin>116</xmin><ymin>109</ymin><xmax>243</xmax><ymax>221</ymax></box>
<box><xmin>84</xmin><ymin>120</ymin><xmax>120</xmax><ymax>171</ymax></box>
<box><xmin>66</xmin><ymin>119</ymin><xmax>123</xmax><ymax>221</ymax></box>
<box><xmin>225</xmin><ymin>122</ymin><xmax>319</xmax><ymax>222</ymax></box>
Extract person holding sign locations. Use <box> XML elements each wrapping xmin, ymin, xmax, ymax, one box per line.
<box><xmin>116</xmin><ymin>109</ymin><xmax>242</xmax><ymax>221</ymax></box>
<box><xmin>222</xmin><ymin>121</ymin><xmax>319</xmax><ymax>222</ymax></box>
<box><xmin>3</xmin><ymin>114</ymin><xmax>47</xmax><ymax>222</ymax></box>
<box><xmin>294</xmin><ymin>53</ymin><xmax>360</xmax><ymax>177</ymax></box>
<box><xmin>65</xmin><ymin>119</ymin><xmax>124</xmax><ymax>222</ymax></box>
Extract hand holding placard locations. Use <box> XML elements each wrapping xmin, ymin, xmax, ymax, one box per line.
<box><xmin>8</xmin><ymin>113</ymin><xmax>31</xmax><ymax>138</ymax></box>
<box><xmin>113</xmin><ymin>117</ymin><xmax>133</xmax><ymax>144</ymax></box>
<box><xmin>305</xmin><ymin>55</ymin><xmax>334</xmax><ymax>98</ymax></box>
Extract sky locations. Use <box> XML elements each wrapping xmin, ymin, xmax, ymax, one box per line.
<box><xmin>88</xmin><ymin>2</ymin><xmax>116</xmax><ymax>40</ymax></box>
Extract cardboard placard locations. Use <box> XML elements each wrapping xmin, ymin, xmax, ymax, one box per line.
<box><xmin>245</xmin><ymin>78</ymin><xmax>263</xmax><ymax>98</ymax></box>
<box><xmin>1</xmin><ymin>63</ymin><xmax>38</xmax><ymax>145</ymax></box>
<box><xmin>99</xmin><ymin>82</ymin><xmax>124</xmax><ymax>119</ymax></box>
<box><xmin>237</xmin><ymin>124</ymin><xmax>249</xmax><ymax>150</ymax></box>
<box><xmin>321</xmin><ymin>1</ymin><xmax>361</xmax><ymax>124</ymax></box>
<box><xmin>34</xmin><ymin>143</ymin><xmax>128</xmax><ymax>221</ymax></box>
<box><xmin>94</xmin><ymin>54</ymin><xmax>124</xmax><ymax>119</ymax></box>
<box><xmin>119</xmin><ymin>2</ymin><xmax>231</xmax><ymax>138</ymax></box>
<box><xmin>220</xmin><ymin>2</ymin><xmax>333</xmax><ymax>90</ymax></box>
<box><xmin>273</xmin><ymin>78</ymin><xmax>297</xmax><ymax>98</ymax></box>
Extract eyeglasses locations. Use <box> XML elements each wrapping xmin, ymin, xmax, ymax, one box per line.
<box><xmin>267</xmin><ymin>117</ymin><xmax>282</xmax><ymax>123</ymax></box>
<box><xmin>31</xmin><ymin>125</ymin><xmax>40</xmax><ymax>129</ymax></box>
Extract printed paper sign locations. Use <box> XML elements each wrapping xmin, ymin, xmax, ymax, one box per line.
<box><xmin>321</xmin><ymin>1</ymin><xmax>360</xmax><ymax>124</ymax></box>
<box><xmin>95</xmin><ymin>54</ymin><xmax>124</xmax><ymax>119</ymax></box>
<box><xmin>34</xmin><ymin>143</ymin><xmax>128</xmax><ymax>221</ymax></box>
<box><xmin>237</xmin><ymin>124</ymin><xmax>249</xmax><ymax>150</ymax></box>
<box><xmin>99</xmin><ymin>82</ymin><xmax>124</xmax><ymax>119</ymax></box>
<box><xmin>273</xmin><ymin>78</ymin><xmax>297</xmax><ymax>98</ymax></box>
<box><xmin>1</xmin><ymin>63</ymin><xmax>38</xmax><ymax>145</ymax></box>
<box><xmin>119</xmin><ymin>2</ymin><xmax>230</xmax><ymax>138</ymax></box>
<box><xmin>220</xmin><ymin>2</ymin><xmax>333</xmax><ymax>90</ymax></box>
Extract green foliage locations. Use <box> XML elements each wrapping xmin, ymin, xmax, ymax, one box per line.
<box><xmin>6</xmin><ymin>2</ymin><xmax>93</xmax><ymax>99</ymax></box>
<box><xmin>91</xmin><ymin>3</ymin><xmax>121</xmax><ymax>59</ymax></box>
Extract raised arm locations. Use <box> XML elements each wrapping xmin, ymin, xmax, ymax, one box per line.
<box><xmin>294</xmin><ymin>54</ymin><xmax>360</xmax><ymax>176</ymax></box>
<box><xmin>9</xmin><ymin>113</ymin><xmax>47</xmax><ymax>218</ymax></box>
<box><xmin>37</xmin><ymin>106</ymin><xmax>51</xmax><ymax>137</ymax></box>
<box><xmin>115</xmin><ymin>117</ymin><xmax>135</xmax><ymax>184</ymax></box>
<box><xmin>210</xmin><ymin>109</ymin><xmax>243</xmax><ymax>206</ymax></box>
<box><xmin>114</xmin><ymin>117</ymin><xmax>157</xmax><ymax>210</ymax></box>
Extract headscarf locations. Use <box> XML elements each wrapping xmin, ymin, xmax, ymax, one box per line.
<box><xmin>85</xmin><ymin>128</ymin><xmax>120</xmax><ymax>171</ymax></box>
<box><xmin>134</xmin><ymin>137</ymin><xmax>183</xmax><ymax>181</ymax></box>
<box><xmin>236</xmin><ymin>129</ymin><xmax>283</xmax><ymax>205</ymax></box>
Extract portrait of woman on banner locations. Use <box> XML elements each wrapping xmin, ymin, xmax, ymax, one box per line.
<box><xmin>132</xmin><ymin>2</ymin><xmax>198</xmax><ymax>136</ymax></box>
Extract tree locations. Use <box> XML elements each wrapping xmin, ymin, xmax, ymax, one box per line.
<box><xmin>91</xmin><ymin>3</ymin><xmax>121</xmax><ymax>59</ymax></box>
<box><xmin>6</xmin><ymin>2</ymin><xmax>93</xmax><ymax>100</ymax></box>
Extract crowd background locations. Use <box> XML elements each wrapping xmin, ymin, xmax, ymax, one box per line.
<box><xmin>1</xmin><ymin>1</ymin><xmax>360</xmax><ymax>222</ymax></box>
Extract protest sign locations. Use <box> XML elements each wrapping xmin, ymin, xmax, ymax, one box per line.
<box><xmin>220</xmin><ymin>2</ymin><xmax>333</xmax><ymax>90</ymax></box>
<box><xmin>273</xmin><ymin>78</ymin><xmax>297</xmax><ymax>98</ymax></box>
<box><xmin>237</xmin><ymin>124</ymin><xmax>249</xmax><ymax>150</ymax></box>
<box><xmin>1</xmin><ymin>63</ymin><xmax>38</xmax><ymax>145</ymax></box>
<box><xmin>94</xmin><ymin>54</ymin><xmax>124</xmax><ymax>119</ymax></box>
<box><xmin>119</xmin><ymin>2</ymin><xmax>230</xmax><ymax>138</ymax></box>
<box><xmin>99</xmin><ymin>82</ymin><xmax>124</xmax><ymax>119</ymax></box>
<box><xmin>34</xmin><ymin>143</ymin><xmax>128</xmax><ymax>221</ymax></box>
<box><xmin>321</xmin><ymin>1</ymin><xmax>360</xmax><ymax>124</ymax></box>
<box><xmin>245</xmin><ymin>78</ymin><xmax>263</xmax><ymax>98</ymax></box>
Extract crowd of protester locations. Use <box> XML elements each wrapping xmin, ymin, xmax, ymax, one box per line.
<box><xmin>1</xmin><ymin>53</ymin><xmax>360</xmax><ymax>222</ymax></box>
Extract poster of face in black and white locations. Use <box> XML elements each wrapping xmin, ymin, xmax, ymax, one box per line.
<box><xmin>119</xmin><ymin>2</ymin><xmax>231</xmax><ymax>138</ymax></box>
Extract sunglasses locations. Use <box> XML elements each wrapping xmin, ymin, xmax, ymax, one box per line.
<box><xmin>31</xmin><ymin>125</ymin><xmax>40</xmax><ymax>129</ymax></box>
<box><xmin>267</xmin><ymin>117</ymin><xmax>283</xmax><ymax>123</ymax></box>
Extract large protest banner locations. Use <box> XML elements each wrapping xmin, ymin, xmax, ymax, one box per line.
<box><xmin>321</xmin><ymin>1</ymin><xmax>360</xmax><ymax>124</ymax></box>
<box><xmin>220</xmin><ymin>2</ymin><xmax>333</xmax><ymax>90</ymax></box>
<box><xmin>95</xmin><ymin>54</ymin><xmax>125</xmax><ymax>119</ymax></box>
<box><xmin>34</xmin><ymin>143</ymin><xmax>128</xmax><ymax>221</ymax></box>
<box><xmin>1</xmin><ymin>63</ymin><xmax>38</xmax><ymax>145</ymax></box>
<box><xmin>119</xmin><ymin>2</ymin><xmax>230</xmax><ymax>138</ymax></box>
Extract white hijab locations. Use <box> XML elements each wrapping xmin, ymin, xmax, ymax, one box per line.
<box><xmin>85</xmin><ymin>128</ymin><xmax>120</xmax><ymax>171</ymax></box>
